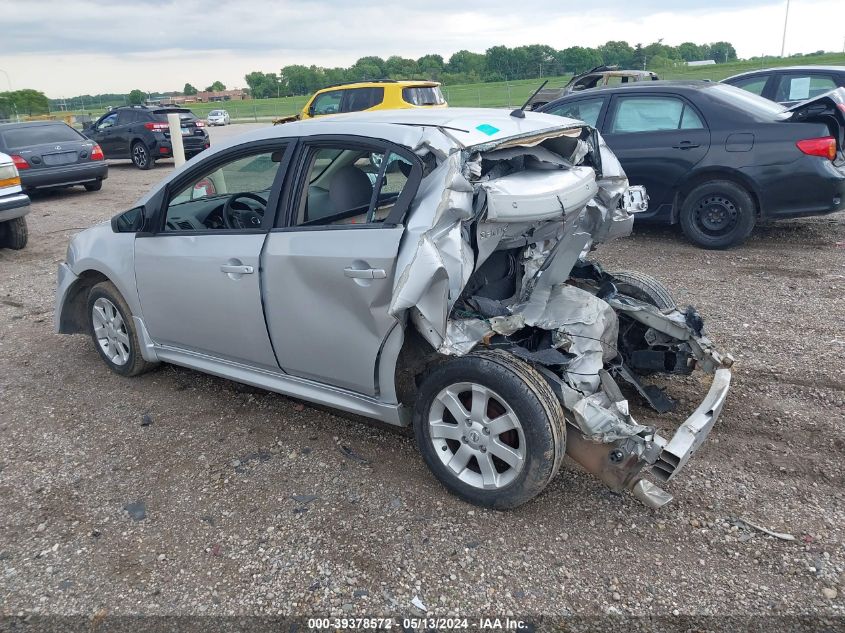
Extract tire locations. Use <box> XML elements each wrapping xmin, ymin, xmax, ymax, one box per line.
<box><xmin>610</xmin><ymin>270</ymin><xmax>676</xmax><ymax>311</ymax></box>
<box><xmin>1</xmin><ymin>216</ymin><xmax>28</xmax><ymax>250</ymax></box>
<box><xmin>414</xmin><ymin>349</ymin><xmax>566</xmax><ymax>509</ymax></box>
<box><xmin>87</xmin><ymin>281</ymin><xmax>157</xmax><ymax>377</ymax></box>
<box><xmin>131</xmin><ymin>141</ymin><xmax>154</xmax><ymax>170</ymax></box>
<box><xmin>84</xmin><ymin>179</ymin><xmax>103</xmax><ymax>192</ymax></box>
<box><xmin>679</xmin><ymin>180</ymin><xmax>755</xmax><ymax>249</ymax></box>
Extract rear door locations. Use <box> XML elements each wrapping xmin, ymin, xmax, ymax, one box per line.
<box><xmin>602</xmin><ymin>92</ymin><xmax>711</xmax><ymax>220</ymax></box>
<box><xmin>112</xmin><ymin>109</ymin><xmax>137</xmax><ymax>157</ymax></box>
<box><xmin>261</xmin><ymin>136</ymin><xmax>422</xmax><ymax>395</ymax></box>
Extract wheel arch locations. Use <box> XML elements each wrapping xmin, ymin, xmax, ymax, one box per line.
<box><xmin>57</xmin><ymin>269</ymin><xmax>111</xmax><ymax>334</ymax></box>
<box><xmin>672</xmin><ymin>168</ymin><xmax>762</xmax><ymax>223</ymax></box>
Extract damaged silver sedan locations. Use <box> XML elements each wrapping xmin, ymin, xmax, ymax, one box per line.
<box><xmin>55</xmin><ymin>108</ymin><xmax>733</xmax><ymax>509</ymax></box>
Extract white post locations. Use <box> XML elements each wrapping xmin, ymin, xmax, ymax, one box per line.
<box><xmin>167</xmin><ymin>112</ymin><xmax>186</xmax><ymax>167</ymax></box>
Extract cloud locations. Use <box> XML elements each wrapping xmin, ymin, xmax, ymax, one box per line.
<box><xmin>0</xmin><ymin>0</ymin><xmax>838</xmax><ymax>96</ymax></box>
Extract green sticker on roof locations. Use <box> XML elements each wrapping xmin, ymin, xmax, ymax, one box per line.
<box><xmin>476</xmin><ymin>124</ymin><xmax>499</xmax><ymax>136</ymax></box>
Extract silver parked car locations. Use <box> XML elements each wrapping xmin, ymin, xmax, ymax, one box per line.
<box><xmin>55</xmin><ymin>108</ymin><xmax>732</xmax><ymax>509</ymax></box>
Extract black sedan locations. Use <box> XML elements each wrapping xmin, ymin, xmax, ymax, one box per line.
<box><xmin>539</xmin><ymin>81</ymin><xmax>845</xmax><ymax>248</ymax></box>
<box><xmin>723</xmin><ymin>65</ymin><xmax>845</xmax><ymax>106</ymax></box>
<box><xmin>0</xmin><ymin>121</ymin><xmax>108</xmax><ymax>193</ymax></box>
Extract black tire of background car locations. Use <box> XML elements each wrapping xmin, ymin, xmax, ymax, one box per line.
<box><xmin>1</xmin><ymin>216</ymin><xmax>28</xmax><ymax>250</ymax></box>
<box><xmin>131</xmin><ymin>141</ymin><xmax>155</xmax><ymax>170</ymax></box>
<box><xmin>610</xmin><ymin>270</ymin><xmax>677</xmax><ymax>311</ymax></box>
<box><xmin>86</xmin><ymin>281</ymin><xmax>158</xmax><ymax>377</ymax></box>
<box><xmin>84</xmin><ymin>179</ymin><xmax>103</xmax><ymax>192</ymax></box>
<box><xmin>680</xmin><ymin>180</ymin><xmax>756</xmax><ymax>250</ymax></box>
<box><xmin>413</xmin><ymin>349</ymin><xmax>566</xmax><ymax>509</ymax></box>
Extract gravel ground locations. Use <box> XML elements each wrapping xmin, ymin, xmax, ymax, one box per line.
<box><xmin>1</xmin><ymin>126</ymin><xmax>844</xmax><ymax>623</ymax></box>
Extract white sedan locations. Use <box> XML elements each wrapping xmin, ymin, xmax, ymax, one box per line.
<box><xmin>206</xmin><ymin>109</ymin><xmax>230</xmax><ymax>126</ymax></box>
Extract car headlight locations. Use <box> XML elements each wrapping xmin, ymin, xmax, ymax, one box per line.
<box><xmin>0</xmin><ymin>163</ymin><xmax>21</xmax><ymax>189</ymax></box>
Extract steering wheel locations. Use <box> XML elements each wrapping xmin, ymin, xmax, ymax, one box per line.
<box><xmin>222</xmin><ymin>192</ymin><xmax>267</xmax><ymax>229</ymax></box>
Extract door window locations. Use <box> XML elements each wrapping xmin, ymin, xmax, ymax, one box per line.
<box><xmin>545</xmin><ymin>97</ymin><xmax>604</xmax><ymax>127</ymax></box>
<box><xmin>729</xmin><ymin>75</ymin><xmax>768</xmax><ymax>96</ymax></box>
<box><xmin>311</xmin><ymin>90</ymin><xmax>343</xmax><ymax>115</ymax></box>
<box><xmin>97</xmin><ymin>113</ymin><xmax>118</xmax><ymax>130</ymax></box>
<box><xmin>775</xmin><ymin>74</ymin><xmax>836</xmax><ymax>102</ymax></box>
<box><xmin>295</xmin><ymin>145</ymin><xmax>413</xmax><ymax>226</ymax></box>
<box><xmin>342</xmin><ymin>87</ymin><xmax>384</xmax><ymax>112</ymax></box>
<box><xmin>164</xmin><ymin>147</ymin><xmax>286</xmax><ymax>231</ymax></box>
<box><xmin>117</xmin><ymin>110</ymin><xmax>137</xmax><ymax>126</ymax></box>
<box><xmin>609</xmin><ymin>96</ymin><xmax>704</xmax><ymax>133</ymax></box>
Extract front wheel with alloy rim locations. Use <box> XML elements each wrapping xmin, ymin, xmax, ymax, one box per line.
<box><xmin>131</xmin><ymin>141</ymin><xmax>155</xmax><ymax>170</ymax></box>
<box><xmin>679</xmin><ymin>180</ymin><xmax>755</xmax><ymax>250</ymax></box>
<box><xmin>414</xmin><ymin>349</ymin><xmax>566</xmax><ymax>509</ymax></box>
<box><xmin>87</xmin><ymin>281</ymin><xmax>157</xmax><ymax>376</ymax></box>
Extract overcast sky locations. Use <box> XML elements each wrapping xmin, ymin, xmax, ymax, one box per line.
<box><xmin>0</xmin><ymin>0</ymin><xmax>842</xmax><ymax>98</ymax></box>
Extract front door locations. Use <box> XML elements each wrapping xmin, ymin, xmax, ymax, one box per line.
<box><xmin>262</xmin><ymin>138</ymin><xmax>420</xmax><ymax>395</ymax></box>
<box><xmin>134</xmin><ymin>142</ymin><xmax>292</xmax><ymax>369</ymax></box>
<box><xmin>602</xmin><ymin>93</ymin><xmax>710</xmax><ymax>221</ymax></box>
<box><xmin>91</xmin><ymin>112</ymin><xmax>120</xmax><ymax>156</ymax></box>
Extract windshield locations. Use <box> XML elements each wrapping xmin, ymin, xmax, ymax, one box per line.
<box><xmin>709</xmin><ymin>83</ymin><xmax>788</xmax><ymax>118</ymax></box>
<box><xmin>402</xmin><ymin>86</ymin><xmax>446</xmax><ymax>106</ymax></box>
<box><xmin>2</xmin><ymin>124</ymin><xmax>84</xmax><ymax>148</ymax></box>
<box><xmin>209</xmin><ymin>110</ymin><xmax>223</xmax><ymax>116</ymax></box>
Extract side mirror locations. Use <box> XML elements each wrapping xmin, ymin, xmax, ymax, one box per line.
<box><xmin>111</xmin><ymin>206</ymin><xmax>145</xmax><ymax>233</ymax></box>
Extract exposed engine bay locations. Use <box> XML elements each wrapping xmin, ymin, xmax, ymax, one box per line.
<box><xmin>389</xmin><ymin>118</ymin><xmax>733</xmax><ymax>507</ymax></box>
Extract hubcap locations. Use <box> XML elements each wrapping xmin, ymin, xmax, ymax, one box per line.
<box><xmin>694</xmin><ymin>194</ymin><xmax>738</xmax><ymax>236</ymax></box>
<box><xmin>428</xmin><ymin>382</ymin><xmax>526</xmax><ymax>490</ymax></box>
<box><xmin>92</xmin><ymin>297</ymin><xmax>131</xmax><ymax>366</ymax></box>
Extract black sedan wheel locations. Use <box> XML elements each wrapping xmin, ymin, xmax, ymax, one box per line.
<box><xmin>680</xmin><ymin>180</ymin><xmax>755</xmax><ymax>249</ymax></box>
<box><xmin>131</xmin><ymin>141</ymin><xmax>154</xmax><ymax>170</ymax></box>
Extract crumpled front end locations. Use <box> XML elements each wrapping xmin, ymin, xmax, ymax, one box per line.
<box><xmin>388</xmin><ymin>115</ymin><xmax>731</xmax><ymax>507</ymax></box>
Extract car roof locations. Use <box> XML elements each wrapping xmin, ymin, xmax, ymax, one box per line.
<box><xmin>0</xmin><ymin>120</ymin><xmax>72</xmax><ymax>130</ymax></box>
<box><xmin>553</xmin><ymin>80</ymin><xmax>713</xmax><ymax>95</ymax></box>
<box><xmin>316</xmin><ymin>80</ymin><xmax>440</xmax><ymax>92</ymax></box>
<box><xmin>725</xmin><ymin>65</ymin><xmax>845</xmax><ymax>80</ymax></box>
<box><xmin>215</xmin><ymin>107</ymin><xmax>585</xmax><ymax>152</ymax></box>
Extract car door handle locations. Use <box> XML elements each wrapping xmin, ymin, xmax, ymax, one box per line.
<box><xmin>344</xmin><ymin>267</ymin><xmax>386</xmax><ymax>279</ymax></box>
<box><xmin>672</xmin><ymin>141</ymin><xmax>701</xmax><ymax>149</ymax></box>
<box><xmin>220</xmin><ymin>264</ymin><xmax>254</xmax><ymax>274</ymax></box>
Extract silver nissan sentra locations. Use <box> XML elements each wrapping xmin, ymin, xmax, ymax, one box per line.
<box><xmin>54</xmin><ymin>108</ymin><xmax>732</xmax><ymax>509</ymax></box>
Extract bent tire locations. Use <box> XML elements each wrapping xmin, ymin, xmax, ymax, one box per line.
<box><xmin>610</xmin><ymin>270</ymin><xmax>676</xmax><ymax>311</ymax></box>
<box><xmin>84</xmin><ymin>179</ymin><xmax>103</xmax><ymax>192</ymax></box>
<box><xmin>1</xmin><ymin>216</ymin><xmax>28</xmax><ymax>250</ymax></box>
<box><xmin>87</xmin><ymin>281</ymin><xmax>157</xmax><ymax>377</ymax></box>
<box><xmin>680</xmin><ymin>180</ymin><xmax>755</xmax><ymax>250</ymax></box>
<box><xmin>131</xmin><ymin>141</ymin><xmax>154</xmax><ymax>170</ymax></box>
<box><xmin>414</xmin><ymin>349</ymin><xmax>566</xmax><ymax>509</ymax></box>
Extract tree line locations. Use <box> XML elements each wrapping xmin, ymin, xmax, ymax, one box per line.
<box><xmin>243</xmin><ymin>40</ymin><xmax>739</xmax><ymax>98</ymax></box>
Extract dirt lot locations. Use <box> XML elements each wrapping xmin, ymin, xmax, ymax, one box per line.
<box><xmin>1</xmin><ymin>124</ymin><xmax>844</xmax><ymax>624</ymax></box>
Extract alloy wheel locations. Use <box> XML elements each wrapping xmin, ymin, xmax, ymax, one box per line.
<box><xmin>132</xmin><ymin>144</ymin><xmax>148</xmax><ymax>168</ymax></box>
<box><xmin>91</xmin><ymin>297</ymin><xmax>130</xmax><ymax>366</ymax></box>
<box><xmin>428</xmin><ymin>382</ymin><xmax>526</xmax><ymax>490</ymax></box>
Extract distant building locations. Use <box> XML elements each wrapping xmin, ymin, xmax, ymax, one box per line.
<box><xmin>195</xmin><ymin>89</ymin><xmax>250</xmax><ymax>102</ymax></box>
<box><xmin>686</xmin><ymin>60</ymin><xmax>717</xmax><ymax>67</ymax></box>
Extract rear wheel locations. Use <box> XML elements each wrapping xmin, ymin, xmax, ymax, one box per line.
<box><xmin>84</xmin><ymin>179</ymin><xmax>103</xmax><ymax>192</ymax></box>
<box><xmin>87</xmin><ymin>281</ymin><xmax>157</xmax><ymax>376</ymax></box>
<box><xmin>680</xmin><ymin>180</ymin><xmax>755</xmax><ymax>249</ymax></box>
<box><xmin>1</xmin><ymin>217</ymin><xmax>28</xmax><ymax>250</ymax></box>
<box><xmin>414</xmin><ymin>349</ymin><xmax>566</xmax><ymax>509</ymax></box>
<box><xmin>131</xmin><ymin>141</ymin><xmax>154</xmax><ymax>170</ymax></box>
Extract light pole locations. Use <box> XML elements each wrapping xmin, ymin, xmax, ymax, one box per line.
<box><xmin>780</xmin><ymin>0</ymin><xmax>791</xmax><ymax>57</ymax></box>
<box><xmin>0</xmin><ymin>68</ymin><xmax>12</xmax><ymax>91</ymax></box>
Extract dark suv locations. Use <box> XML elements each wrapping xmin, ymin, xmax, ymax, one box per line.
<box><xmin>84</xmin><ymin>106</ymin><xmax>210</xmax><ymax>169</ymax></box>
